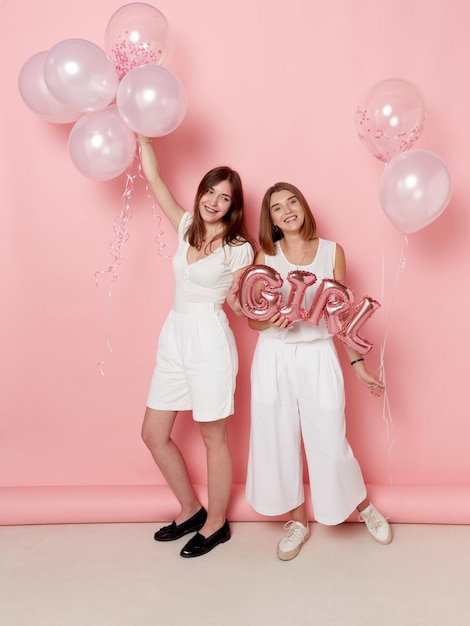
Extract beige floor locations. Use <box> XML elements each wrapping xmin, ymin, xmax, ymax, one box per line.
<box><xmin>1</xmin><ymin>521</ymin><xmax>469</xmax><ymax>626</ymax></box>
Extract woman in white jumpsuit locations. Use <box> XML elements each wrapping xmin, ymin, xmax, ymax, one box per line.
<box><xmin>138</xmin><ymin>136</ymin><xmax>254</xmax><ymax>558</ymax></box>
<box><xmin>245</xmin><ymin>182</ymin><xmax>391</xmax><ymax>560</ymax></box>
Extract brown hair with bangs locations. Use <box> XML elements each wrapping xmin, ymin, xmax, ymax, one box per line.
<box><xmin>259</xmin><ymin>182</ymin><xmax>317</xmax><ymax>255</ymax></box>
<box><xmin>185</xmin><ymin>166</ymin><xmax>255</xmax><ymax>251</ymax></box>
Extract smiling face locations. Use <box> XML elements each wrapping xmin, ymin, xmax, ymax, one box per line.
<box><xmin>198</xmin><ymin>179</ymin><xmax>233</xmax><ymax>224</ymax></box>
<box><xmin>269</xmin><ymin>189</ymin><xmax>305</xmax><ymax>233</ymax></box>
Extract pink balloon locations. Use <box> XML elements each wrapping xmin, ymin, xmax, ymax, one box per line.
<box><xmin>105</xmin><ymin>2</ymin><xmax>171</xmax><ymax>80</ymax></box>
<box><xmin>116</xmin><ymin>65</ymin><xmax>187</xmax><ymax>137</ymax></box>
<box><xmin>238</xmin><ymin>265</ymin><xmax>283</xmax><ymax>321</ymax></box>
<box><xmin>355</xmin><ymin>78</ymin><xmax>426</xmax><ymax>162</ymax></box>
<box><xmin>18</xmin><ymin>51</ymin><xmax>82</xmax><ymax>123</ymax></box>
<box><xmin>340</xmin><ymin>297</ymin><xmax>381</xmax><ymax>355</ymax></box>
<box><xmin>379</xmin><ymin>150</ymin><xmax>452</xmax><ymax>234</ymax></box>
<box><xmin>44</xmin><ymin>39</ymin><xmax>118</xmax><ymax>112</ymax></box>
<box><xmin>239</xmin><ymin>266</ymin><xmax>380</xmax><ymax>353</ymax></box>
<box><xmin>306</xmin><ymin>279</ymin><xmax>355</xmax><ymax>335</ymax></box>
<box><xmin>279</xmin><ymin>271</ymin><xmax>317</xmax><ymax>323</ymax></box>
<box><xmin>68</xmin><ymin>105</ymin><xmax>136</xmax><ymax>180</ymax></box>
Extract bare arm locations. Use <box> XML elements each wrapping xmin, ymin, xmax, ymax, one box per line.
<box><xmin>226</xmin><ymin>266</ymin><xmax>251</xmax><ymax>316</ymax></box>
<box><xmin>137</xmin><ymin>136</ymin><xmax>185</xmax><ymax>232</ymax></box>
<box><xmin>334</xmin><ymin>243</ymin><xmax>385</xmax><ymax>396</ymax></box>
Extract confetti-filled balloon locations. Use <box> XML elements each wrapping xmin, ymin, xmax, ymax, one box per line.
<box><xmin>44</xmin><ymin>39</ymin><xmax>118</xmax><ymax>113</ymax></box>
<box><xmin>105</xmin><ymin>3</ymin><xmax>170</xmax><ymax>80</ymax></box>
<box><xmin>69</xmin><ymin>105</ymin><xmax>136</xmax><ymax>180</ymax></box>
<box><xmin>355</xmin><ymin>78</ymin><xmax>426</xmax><ymax>162</ymax></box>
<box><xmin>18</xmin><ymin>51</ymin><xmax>82</xmax><ymax>123</ymax></box>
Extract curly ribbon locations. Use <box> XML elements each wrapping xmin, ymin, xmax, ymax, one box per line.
<box><xmin>95</xmin><ymin>142</ymin><xmax>169</xmax><ymax>376</ymax></box>
<box><xmin>136</xmin><ymin>148</ymin><xmax>169</xmax><ymax>260</ymax></box>
<box><xmin>378</xmin><ymin>233</ymin><xmax>408</xmax><ymax>518</ymax></box>
<box><xmin>95</xmin><ymin>156</ymin><xmax>137</xmax><ymax>375</ymax></box>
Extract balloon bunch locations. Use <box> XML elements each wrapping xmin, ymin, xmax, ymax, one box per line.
<box><xmin>18</xmin><ymin>3</ymin><xmax>187</xmax><ymax>182</ymax></box>
<box><xmin>355</xmin><ymin>78</ymin><xmax>452</xmax><ymax>234</ymax></box>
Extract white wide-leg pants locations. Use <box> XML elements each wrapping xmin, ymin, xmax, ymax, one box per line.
<box><xmin>246</xmin><ymin>335</ymin><xmax>367</xmax><ymax>525</ymax></box>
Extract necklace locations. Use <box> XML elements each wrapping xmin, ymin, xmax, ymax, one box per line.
<box><xmin>282</xmin><ymin>242</ymin><xmax>309</xmax><ymax>268</ymax></box>
<box><xmin>195</xmin><ymin>231</ymin><xmax>222</xmax><ymax>252</ymax></box>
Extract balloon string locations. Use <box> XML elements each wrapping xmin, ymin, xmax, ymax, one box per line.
<box><xmin>136</xmin><ymin>143</ymin><xmax>169</xmax><ymax>259</ymax></box>
<box><xmin>377</xmin><ymin>233</ymin><xmax>408</xmax><ymax>518</ymax></box>
<box><xmin>95</xmin><ymin>145</ymin><xmax>170</xmax><ymax>375</ymax></box>
<box><xmin>95</xmin><ymin>155</ymin><xmax>139</xmax><ymax>375</ymax></box>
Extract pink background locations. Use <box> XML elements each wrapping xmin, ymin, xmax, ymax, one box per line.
<box><xmin>2</xmin><ymin>0</ymin><xmax>469</xmax><ymax>524</ymax></box>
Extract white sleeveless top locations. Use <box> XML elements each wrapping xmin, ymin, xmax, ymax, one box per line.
<box><xmin>260</xmin><ymin>238</ymin><xmax>337</xmax><ymax>343</ymax></box>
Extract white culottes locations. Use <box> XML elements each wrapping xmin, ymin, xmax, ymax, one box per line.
<box><xmin>246</xmin><ymin>335</ymin><xmax>367</xmax><ymax>525</ymax></box>
<box><xmin>146</xmin><ymin>302</ymin><xmax>237</xmax><ymax>422</ymax></box>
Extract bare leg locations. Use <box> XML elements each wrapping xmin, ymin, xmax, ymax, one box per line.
<box><xmin>357</xmin><ymin>497</ymin><xmax>370</xmax><ymax>512</ymax></box>
<box><xmin>141</xmin><ymin>407</ymin><xmax>202</xmax><ymax>525</ymax></box>
<box><xmin>288</xmin><ymin>503</ymin><xmax>308</xmax><ymax>526</ymax></box>
<box><xmin>198</xmin><ymin>418</ymin><xmax>232</xmax><ymax>537</ymax></box>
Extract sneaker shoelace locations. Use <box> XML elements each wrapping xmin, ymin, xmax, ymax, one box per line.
<box><xmin>359</xmin><ymin>508</ymin><xmax>382</xmax><ymax>530</ymax></box>
<box><xmin>282</xmin><ymin>521</ymin><xmax>304</xmax><ymax>544</ymax></box>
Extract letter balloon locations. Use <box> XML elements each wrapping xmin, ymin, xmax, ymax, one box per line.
<box><xmin>238</xmin><ymin>265</ymin><xmax>283</xmax><ymax>321</ymax></box>
<box><xmin>340</xmin><ymin>297</ymin><xmax>381</xmax><ymax>355</ymax></box>
<box><xmin>306</xmin><ymin>279</ymin><xmax>355</xmax><ymax>335</ymax></box>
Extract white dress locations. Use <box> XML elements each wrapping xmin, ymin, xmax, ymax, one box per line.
<box><xmin>245</xmin><ymin>239</ymin><xmax>367</xmax><ymax>524</ymax></box>
<box><xmin>147</xmin><ymin>212</ymin><xmax>254</xmax><ymax>422</ymax></box>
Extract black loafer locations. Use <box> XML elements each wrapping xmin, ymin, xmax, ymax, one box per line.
<box><xmin>154</xmin><ymin>507</ymin><xmax>207</xmax><ymax>542</ymax></box>
<box><xmin>180</xmin><ymin>519</ymin><xmax>231</xmax><ymax>558</ymax></box>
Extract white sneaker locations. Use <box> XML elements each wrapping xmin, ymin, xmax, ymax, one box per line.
<box><xmin>277</xmin><ymin>521</ymin><xmax>310</xmax><ymax>561</ymax></box>
<box><xmin>358</xmin><ymin>503</ymin><xmax>392</xmax><ymax>545</ymax></box>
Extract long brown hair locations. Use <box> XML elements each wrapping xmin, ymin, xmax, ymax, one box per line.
<box><xmin>186</xmin><ymin>166</ymin><xmax>255</xmax><ymax>250</ymax></box>
<box><xmin>259</xmin><ymin>182</ymin><xmax>317</xmax><ymax>255</ymax></box>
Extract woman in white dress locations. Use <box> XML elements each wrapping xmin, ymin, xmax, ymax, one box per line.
<box><xmin>138</xmin><ymin>136</ymin><xmax>254</xmax><ymax>558</ymax></box>
<box><xmin>245</xmin><ymin>182</ymin><xmax>392</xmax><ymax>560</ymax></box>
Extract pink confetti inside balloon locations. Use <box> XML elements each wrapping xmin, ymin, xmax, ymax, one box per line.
<box><xmin>105</xmin><ymin>3</ymin><xmax>170</xmax><ymax>80</ymax></box>
<box><xmin>355</xmin><ymin>78</ymin><xmax>426</xmax><ymax>162</ymax></box>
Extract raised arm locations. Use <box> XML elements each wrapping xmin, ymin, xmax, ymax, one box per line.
<box><xmin>137</xmin><ymin>135</ymin><xmax>185</xmax><ymax>232</ymax></box>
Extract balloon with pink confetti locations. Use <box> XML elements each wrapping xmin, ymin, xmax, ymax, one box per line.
<box><xmin>105</xmin><ymin>3</ymin><xmax>171</xmax><ymax>80</ymax></box>
<box><xmin>355</xmin><ymin>78</ymin><xmax>426</xmax><ymax>163</ymax></box>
